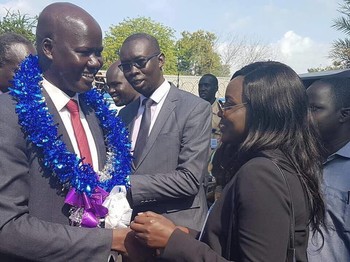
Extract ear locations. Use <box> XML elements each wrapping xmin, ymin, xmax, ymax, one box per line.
<box><xmin>41</xmin><ymin>37</ymin><xmax>54</xmax><ymax>61</ymax></box>
<box><xmin>158</xmin><ymin>53</ymin><xmax>165</xmax><ymax>70</ymax></box>
<box><xmin>339</xmin><ymin>107</ymin><xmax>350</xmax><ymax>123</ymax></box>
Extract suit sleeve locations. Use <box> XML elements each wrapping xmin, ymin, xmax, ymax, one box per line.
<box><xmin>130</xmin><ymin>99</ymin><xmax>211</xmax><ymax>204</ymax></box>
<box><xmin>0</xmin><ymin>96</ymin><xmax>112</xmax><ymax>261</ymax></box>
<box><xmin>160</xmin><ymin>158</ymin><xmax>292</xmax><ymax>261</ymax></box>
<box><xmin>161</xmin><ymin>229</ymin><xmax>232</xmax><ymax>262</ymax></box>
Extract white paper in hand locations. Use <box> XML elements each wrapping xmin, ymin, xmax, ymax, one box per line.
<box><xmin>103</xmin><ymin>185</ymin><xmax>132</xmax><ymax>228</ymax></box>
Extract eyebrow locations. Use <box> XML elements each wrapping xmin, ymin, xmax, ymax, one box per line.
<box><xmin>108</xmin><ymin>80</ymin><xmax>122</xmax><ymax>85</ymax></box>
<box><xmin>225</xmin><ymin>97</ymin><xmax>241</xmax><ymax>105</ymax></box>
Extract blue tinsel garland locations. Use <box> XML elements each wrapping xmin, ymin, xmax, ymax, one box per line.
<box><xmin>10</xmin><ymin>55</ymin><xmax>131</xmax><ymax>195</ymax></box>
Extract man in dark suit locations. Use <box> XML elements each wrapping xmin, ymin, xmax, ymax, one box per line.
<box><xmin>118</xmin><ymin>33</ymin><xmax>211</xmax><ymax>230</ymax></box>
<box><xmin>0</xmin><ymin>3</ymin><xmax>141</xmax><ymax>261</ymax></box>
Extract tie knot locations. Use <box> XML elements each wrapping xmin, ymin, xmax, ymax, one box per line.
<box><xmin>142</xmin><ymin>98</ymin><xmax>154</xmax><ymax>109</ymax></box>
<box><xmin>66</xmin><ymin>99</ymin><xmax>79</xmax><ymax>113</ymax></box>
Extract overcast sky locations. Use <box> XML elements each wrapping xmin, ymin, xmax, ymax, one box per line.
<box><xmin>0</xmin><ymin>0</ymin><xmax>345</xmax><ymax>73</ymax></box>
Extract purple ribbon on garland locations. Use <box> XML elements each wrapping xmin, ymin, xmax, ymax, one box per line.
<box><xmin>65</xmin><ymin>187</ymin><xmax>109</xmax><ymax>227</ymax></box>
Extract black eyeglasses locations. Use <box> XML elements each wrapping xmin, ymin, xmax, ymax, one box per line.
<box><xmin>218</xmin><ymin>99</ymin><xmax>248</xmax><ymax>114</ymax></box>
<box><xmin>118</xmin><ymin>53</ymin><xmax>160</xmax><ymax>72</ymax></box>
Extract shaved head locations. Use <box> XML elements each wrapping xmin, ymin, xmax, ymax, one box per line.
<box><xmin>121</xmin><ymin>33</ymin><xmax>160</xmax><ymax>55</ymax></box>
<box><xmin>107</xmin><ymin>60</ymin><xmax>121</xmax><ymax>75</ymax></box>
<box><xmin>35</xmin><ymin>2</ymin><xmax>103</xmax><ymax>96</ymax></box>
<box><xmin>36</xmin><ymin>2</ymin><xmax>102</xmax><ymax>71</ymax></box>
<box><xmin>36</xmin><ymin>2</ymin><xmax>100</xmax><ymax>42</ymax></box>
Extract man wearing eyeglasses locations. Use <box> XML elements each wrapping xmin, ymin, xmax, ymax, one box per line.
<box><xmin>118</xmin><ymin>33</ymin><xmax>211</xmax><ymax>231</ymax></box>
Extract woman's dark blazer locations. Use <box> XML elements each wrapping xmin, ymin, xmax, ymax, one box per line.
<box><xmin>160</xmin><ymin>150</ymin><xmax>309</xmax><ymax>262</ymax></box>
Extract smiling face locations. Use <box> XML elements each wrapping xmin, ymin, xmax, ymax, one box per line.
<box><xmin>42</xmin><ymin>16</ymin><xmax>103</xmax><ymax>96</ymax></box>
<box><xmin>119</xmin><ymin>36</ymin><xmax>165</xmax><ymax>98</ymax></box>
<box><xmin>307</xmin><ymin>82</ymin><xmax>340</xmax><ymax>143</ymax></box>
<box><xmin>0</xmin><ymin>42</ymin><xmax>36</xmax><ymax>92</ymax></box>
<box><xmin>219</xmin><ymin>76</ymin><xmax>249</xmax><ymax>145</ymax></box>
<box><xmin>106</xmin><ymin>61</ymin><xmax>139</xmax><ymax>106</ymax></box>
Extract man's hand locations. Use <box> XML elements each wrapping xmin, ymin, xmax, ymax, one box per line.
<box><xmin>112</xmin><ymin>227</ymin><xmax>154</xmax><ymax>261</ymax></box>
<box><xmin>130</xmin><ymin>211</ymin><xmax>178</xmax><ymax>249</ymax></box>
<box><xmin>123</xmin><ymin>231</ymin><xmax>155</xmax><ymax>262</ymax></box>
<box><xmin>111</xmin><ymin>227</ymin><xmax>130</xmax><ymax>253</ymax></box>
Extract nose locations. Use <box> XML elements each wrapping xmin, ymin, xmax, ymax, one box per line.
<box><xmin>88</xmin><ymin>54</ymin><xmax>103</xmax><ymax>69</ymax></box>
<box><xmin>108</xmin><ymin>86</ymin><xmax>116</xmax><ymax>93</ymax></box>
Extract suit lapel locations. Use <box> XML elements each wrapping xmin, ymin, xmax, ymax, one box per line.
<box><xmin>42</xmin><ymin>89</ymin><xmax>75</xmax><ymax>154</ymax></box>
<box><xmin>120</xmin><ymin>97</ymin><xmax>140</xmax><ymax>132</ymax></box>
<box><xmin>134</xmin><ymin>85</ymin><xmax>178</xmax><ymax>169</ymax></box>
<box><xmin>118</xmin><ymin>98</ymin><xmax>141</xmax><ymax>171</ymax></box>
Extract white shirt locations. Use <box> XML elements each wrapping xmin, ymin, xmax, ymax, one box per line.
<box><xmin>131</xmin><ymin>80</ymin><xmax>171</xmax><ymax>152</ymax></box>
<box><xmin>42</xmin><ymin>78</ymin><xmax>99</xmax><ymax>170</ymax></box>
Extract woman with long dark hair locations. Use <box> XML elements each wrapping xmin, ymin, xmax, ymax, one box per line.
<box><xmin>130</xmin><ymin>61</ymin><xmax>325</xmax><ymax>261</ymax></box>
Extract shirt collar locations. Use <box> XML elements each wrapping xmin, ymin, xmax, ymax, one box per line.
<box><xmin>42</xmin><ymin>78</ymin><xmax>80</xmax><ymax>112</ymax></box>
<box><xmin>212</xmin><ymin>99</ymin><xmax>219</xmax><ymax>108</ymax></box>
<box><xmin>325</xmin><ymin>141</ymin><xmax>350</xmax><ymax>163</ymax></box>
<box><xmin>138</xmin><ymin>80</ymin><xmax>170</xmax><ymax>106</ymax></box>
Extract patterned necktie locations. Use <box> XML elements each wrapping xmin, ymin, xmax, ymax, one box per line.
<box><xmin>66</xmin><ymin>99</ymin><xmax>93</xmax><ymax>166</ymax></box>
<box><xmin>133</xmin><ymin>98</ymin><xmax>154</xmax><ymax>165</ymax></box>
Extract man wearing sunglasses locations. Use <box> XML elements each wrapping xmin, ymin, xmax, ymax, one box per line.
<box><xmin>118</xmin><ymin>33</ymin><xmax>211</xmax><ymax>231</ymax></box>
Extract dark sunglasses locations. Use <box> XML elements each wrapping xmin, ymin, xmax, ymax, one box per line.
<box><xmin>118</xmin><ymin>53</ymin><xmax>160</xmax><ymax>72</ymax></box>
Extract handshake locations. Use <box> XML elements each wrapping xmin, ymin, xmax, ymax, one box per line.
<box><xmin>111</xmin><ymin>211</ymin><xmax>184</xmax><ymax>262</ymax></box>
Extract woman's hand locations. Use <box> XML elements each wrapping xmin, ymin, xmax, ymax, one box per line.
<box><xmin>130</xmin><ymin>211</ymin><xmax>177</xmax><ymax>248</ymax></box>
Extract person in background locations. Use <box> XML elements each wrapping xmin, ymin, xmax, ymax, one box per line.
<box><xmin>0</xmin><ymin>3</ymin><xmax>148</xmax><ymax>261</ymax></box>
<box><xmin>307</xmin><ymin>77</ymin><xmax>350</xmax><ymax>261</ymax></box>
<box><xmin>198</xmin><ymin>74</ymin><xmax>221</xmax><ymax>204</ymax></box>
<box><xmin>118</xmin><ymin>33</ymin><xmax>211</xmax><ymax>231</ymax></box>
<box><xmin>130</xmin><ymin>61</ymin><xmax>325</xmax><ymax>262</ymax></box>
<box><xmin>106</xmin><ymin>60</ymin><xmax>140</xmax><ymax>107</ymax></box>
<box><xmin>198</xmin><ymin>73</ymin><xmax>221</xmax><ymax>150</ymax></box>
<box><xmin>94</xmin><ymin>71</ymin><xmax>107</xmax><ymax>90</ymax></box>
<box><xmin>0</xmin><ymin>32</ymin><xmax>36</xmax><ymax>93</ymax></box>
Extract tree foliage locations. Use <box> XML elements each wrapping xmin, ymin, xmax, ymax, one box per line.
<box><xmin>330</xmin><ymin>0</ymin><xmax>350</xmax><ymax>67</ymax></box>
<box><xmin>307</xmin><ymin>61</ymin><xmax>344</xmax><ymax>72</ymax></box>
<box><xmin>103</xmin><ymin>18</ymin><xmax>236</xmax><ymax>77</ymax></box>
<box><xmin>176</xmin><ymin>30</ymin><xmax>229</xmax><ymax>76</ymax></box>
<box><xmin>103</xmin><ymin>17</ymin><xmax>177</xmax><ymax>73</ymax></box>
<box><xmin>0</xmin><ymin>9</ymin><xmax>37</xmax><ymax>42</ymax></box>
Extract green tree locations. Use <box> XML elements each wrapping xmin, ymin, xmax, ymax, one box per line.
<box><xmin>176</xmin><ymin>30</ymin><xmax>229</xmax><ymax>76</ymax></box>
<box><xmin>103</xmin><ymin>17</ymin><xmax>177</xmax><ymax>73</ymax></box>
<box><xmin>0</xmin><ymin>9</ymin><xmax>37</xmax><ymax>42</ymax></box>
<box><xmin>330</xmin><ymin>0</ymin><xmax>350</xmax><ymax>67</ymax></box>
<box><xmin>307</xmin><ymin>61</ymin><xmax>344</xmax><ymax>72</ymax></box>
